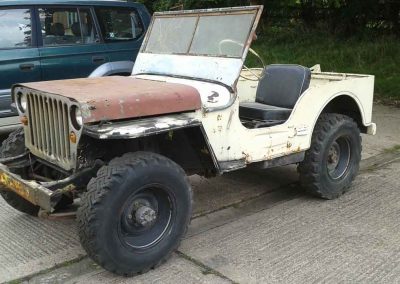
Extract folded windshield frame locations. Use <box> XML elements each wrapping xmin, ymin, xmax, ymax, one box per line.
<box><xmin>141</xmin><ymin>6</ymin><xmax>263</xmax><ymax>60</ymax></box>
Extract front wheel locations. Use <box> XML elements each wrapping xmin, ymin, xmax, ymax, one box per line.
<box><xmin>298</xmin><ymin>113</ymin><xmax>362</xmax><ymax>199</ymax></box>
<box><xmin>77</xmin><ymin>152</ymin><xmax>193</xmax><ymax>276</ymax></box>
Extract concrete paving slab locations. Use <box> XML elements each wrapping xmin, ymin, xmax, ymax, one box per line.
<box><xmin>0</xmin><ymin>205</ymin><xmax>84</xmax><ymax>283</ymax></box>
<box><xmin>191</xmin><ymin>165</ymin><xmax>298</xmax><ymax>217</ymax></box>
<box><xmin>25</xmin><ymin>254</ymin><xmax>231</xmax><ymax>284</ymax></box>
<box><xmin>8</xmin><ymin>155</ymin><xmax>397</xmax><ymax>283</ymax></box>
<box><xmin>362</xmin><ymin>104</ymin><xmax>400</xmax><ymax>159</ymax></box>
<box><xmin>15</xmin><ymin>184</ymin><xmax>301</xmax><ymax>284</ymax></box>
<box><xmin>180</xmin><ymin>161</ymin><xmax>400</xmax><ymax>283</ymax></box>
<box><xmin>0</xmin><ymin>166</ymin><xmax>297</xmax><ymax>283</ymax></box>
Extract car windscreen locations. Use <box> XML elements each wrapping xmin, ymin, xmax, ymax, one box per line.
<box><xmin>144</xmin><ymin>12</ymin><xmax>256</xmax><ymax>58</ymax></box>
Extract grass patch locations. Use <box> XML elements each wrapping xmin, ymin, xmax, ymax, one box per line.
<box><xmin>247</xmin><ymin>27</ymin><xmax>400</xmax><ymax>102</ymax></box>
<box><xmin>384</xmin><ymin>145</ymin><xmax>400</xmax><ymax>153</ymax></box>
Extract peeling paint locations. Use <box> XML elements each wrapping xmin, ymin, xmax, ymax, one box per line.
<box><xmin>85</xmin><ymin>114</ymin><xmax>201</xmax><ymax>139</ymax></box>
<box><xmin>242</xmin><ymin>151</ymin><xmax>251</xmax><ymax>163</ymax></box>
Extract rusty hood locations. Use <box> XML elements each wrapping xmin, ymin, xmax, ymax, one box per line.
<box><xmin>16</xmin><ymin>76</ymin><xmax>202</xmax><ymax>124</ymax></box>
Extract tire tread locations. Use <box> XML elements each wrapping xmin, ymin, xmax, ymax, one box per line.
<box><xmin>0</xmin><ymin>128</ymin><xmax>40</xmax><ymax>216</ymax></box>
<box><xmin>77</xmin><ymin>151</ymin><xmax>192</xmax><ymax>276</ymax></box>
<box><xmin>298</xmin><ymin>113</ymin><xmax>362</xmax><ymax>199</ymax></box>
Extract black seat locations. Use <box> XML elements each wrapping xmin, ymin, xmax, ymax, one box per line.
<box><xmin>240</xmin><ymin>64</ymin><xmax>311</xmax><ymax>126</ymax></box>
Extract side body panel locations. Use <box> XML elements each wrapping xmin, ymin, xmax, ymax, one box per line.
<box><xmin>39</xmin><ymin>44</ymin><xmax>110</xmax><ymax>81</ymax></box>
<box><xmin>0</xmin><ymin>49</ymin><xmax>41</xmax><ymax>117</ymax></box>
<box><xmin>122</xmin><ymin>73</ymin><xmax>374</xmax><ymax>172</ymax></box>
<box><xmin>202</xmin><ymin>73</ymin><xmax>375</xmax><ymax>168</ymax></box>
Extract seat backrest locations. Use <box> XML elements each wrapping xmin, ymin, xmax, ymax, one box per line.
<box><xmin>256</xmin><ymin>64</ymin><xmax>311</xmax><ymax>109</ymax></box>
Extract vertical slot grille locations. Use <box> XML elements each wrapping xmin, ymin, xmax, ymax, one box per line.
<box><xmin>26</xmin><ymin>93</ymin><xmax>71</xmax><ymax>163</ymax></box>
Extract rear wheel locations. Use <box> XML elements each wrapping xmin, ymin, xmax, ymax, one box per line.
<box><xmin>77</xmin><ymin>152</ymin><xmax>192</xmax><ymax>276</ymax></box>
<box><xmin>298</xmin><ymin>113</ymin><xmax>362</xmax><ymax>199</ymax></box>
<box><xmin>0</xmin><ymin>128</ymin><xmax>40</xmax><ymax>216</ymax></box>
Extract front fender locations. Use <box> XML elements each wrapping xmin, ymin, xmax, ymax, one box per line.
<box><xmin>83</xmin><ymin>113</ymin><xmax>201</xmax><ymax>139</ymax></box>
<box><xmin>89</xmin><ymin>61</ymin><xmax>134</xmax><ymax>78</ymax></box>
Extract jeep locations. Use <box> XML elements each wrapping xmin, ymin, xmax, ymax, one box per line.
<box><xmin>0</xmin><ymin>6</ymin><xmax>376</xmax><ymax>276</ymax></box>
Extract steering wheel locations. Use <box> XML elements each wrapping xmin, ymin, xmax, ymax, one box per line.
<box><xmin>218</xmin><ymin>39</ymin><xmax>265</xmax><ymax>81</ymax></box>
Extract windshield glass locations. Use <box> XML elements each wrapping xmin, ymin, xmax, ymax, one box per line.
<box><xmin>144</xmin><ymin>12</ymin><xmax>256</xmax><ymax>58</ymax></box>
<box><xmin>145</xmin><ymin>17</ymin><xmax>197</xmax><ymax>54</ymax></box>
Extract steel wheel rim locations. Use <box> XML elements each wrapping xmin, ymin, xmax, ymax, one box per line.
<box><xmin>326</xmin><ymin>136</ymin><xmax>351</xmax><ymax>180</ymax></box>
<box><xmin>118</xmin><ymin>185</ymin><xmax>174</xmax><ymax>250</ymax></box>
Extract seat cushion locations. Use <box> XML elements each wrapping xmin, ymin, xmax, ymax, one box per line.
<box><xmin>239</xmin><ymin>102</ymin><xmax>292</xmax><ymax>121</ymax></box>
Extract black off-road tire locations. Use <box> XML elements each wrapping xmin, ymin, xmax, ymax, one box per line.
<box><xmin>77</xmin><ymin>151</ymin><xmax>193</xmax><ymax>276</ymax></box>
<box><xmin>298</xmin><ymin>113</ymin><xmax>362</xmax><ymax>199</ymax></box>
<box><xmin>0</xmin><ymin>128</ymin><xmax>25</xmax><ymax>157</ymax></box>
<box><xmin>0</xmin><ymin>128</ymin><xmax>40</xmax><ymax>216</ymax></box>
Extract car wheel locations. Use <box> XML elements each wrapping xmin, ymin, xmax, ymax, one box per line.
<box><xmin>77</xmin><ymin>151</ymin><xmax>193</xmax><ymax>276</ymax></box>
<box><xmin>298</xmin><ymin>113</ymin><xmax>362</xmax><ymax>199</ymax></box>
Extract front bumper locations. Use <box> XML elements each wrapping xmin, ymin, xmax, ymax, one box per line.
<box><xmin>0</xmin><ymin>163</ymin><xmax>56</xmax><ymax>212</ymax></box>
<box><xmin>0</xmin><ymin>155</ymin><xmax>102</xmax><ymax>213</ymax></box>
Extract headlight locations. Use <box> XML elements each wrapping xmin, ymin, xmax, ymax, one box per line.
<box><xmin>70</xmin><ymin>105</ymin><xmax>83</xmax><ymax>130</ymax></box>
<box><xmin>17</xmin><ymin>92</ymin><xmax>27</xmax><ymax>112</ymax></box>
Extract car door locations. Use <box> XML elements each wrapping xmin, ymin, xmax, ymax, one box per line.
<box><xmin>0</xmin><ymin>7</ymin><xmax>41</xmax><ymax>117</ymax></box>
<box><xmin>37</xmin><ymin>6</ymin><xmax>109</xmax><ymax>81</ymax></box>
<box><xmin>94</xmin><ymin>6</ymin><xmax>145</xmax><ymax>69</ymax></box>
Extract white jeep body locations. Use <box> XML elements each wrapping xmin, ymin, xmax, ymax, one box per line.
<box><xmin>120</xmin><ymin>6</ymin><xmax>376</xmax><ymax>172</ymax></box>
<box><xmin>10</xmin><ymin>5</ymin><xmax>375</xmax><ymax>174</ymax></box>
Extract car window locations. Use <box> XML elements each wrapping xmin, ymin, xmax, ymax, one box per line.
<box><xmin>0</xmin><ymin>8</ymin><xmax>32</xmax><ymax>49</ymax></box>
<box><xmin>95</xmin><ymin>7</ymin><xmax>144</xmax><ymax>42</ymax></box>
<box><xmin>39</xmin><ymin>7</ymin><xmax>99</xmax><ymax>46</ymax></box>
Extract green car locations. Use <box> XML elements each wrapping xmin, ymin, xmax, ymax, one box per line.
<box><xmin>0</xmin><ymin>0</ymin><xmax>151</xmax><ymax>133</ymax></box>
